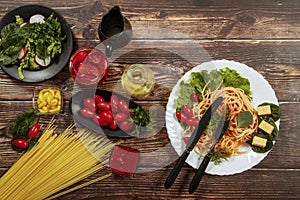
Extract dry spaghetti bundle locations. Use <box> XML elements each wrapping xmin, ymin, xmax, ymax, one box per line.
<box><xmin>0</xmin><ymin>120</ymin><xmax>120</xmax><ymax>200</ymax></box>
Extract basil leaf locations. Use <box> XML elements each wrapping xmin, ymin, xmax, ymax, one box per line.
<box><xmin>9</xmin><ymin>109</ymin><xmax>39</xmax><ymax>136</ymax></box>
<box><xmin>237</xmin><ymin>110</ymin><xmax>253</xmax><ymax>128</ymax></box>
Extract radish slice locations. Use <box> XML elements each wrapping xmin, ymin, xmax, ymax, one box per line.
<box><xmin>29</xmin><ymin>14</ymin><xmax>45</xmax><ymax>23</ymax></box>
<box><xmin>35</xmin><ymin>55</ymin><xmax>51</xmax><ymax>67</ymax></box>
<box><xmin>17</xmin><ymin>48</ymin><xmax>26</xmax><ymax>60</ymax></box>
<box><xmin>20</xmin><ymin>22</ymin><xmax>27</xmax><ymax>27</ymax></box>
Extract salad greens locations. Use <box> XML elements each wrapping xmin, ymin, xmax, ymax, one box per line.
<box><xmin>0</xmin><ymin>13</ymin><xmax>66</xmax><ymax>80</ymax></box>
<box><xmin>176</xmin><ymin>67</ymin><xmax>251</xmax><ymax>109</ymax></box>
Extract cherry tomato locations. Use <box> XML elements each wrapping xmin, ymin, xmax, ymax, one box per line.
<box><xmin>185</xmin><ymin>117</ymin><xmax>199</xmax><ymax>126</ymax></box>
<box><xmin>110</xmin><ymin>95</ymin><xmax>119</xmax><ymax>107</ymax></box>
<box><xmin>114</xmin><ymin>112</ymin><xmax>128</xmax><ymax>122</ymax></box>
<box><xmin>182</xmin><ymin>105</ymin><xmax>193</xmax><ymax>118</ymax></box>
<box><xmin>183</xmin><ymin>137</ymin><xmax>190</xmax><ymax>144</ymax></box>
<box><xmin>100</xmin><ymin>111</ymin><xmax>113</xmax><ymax>122</ymax></box>
<box><xmin>80</xmin><ymin>107</ymin><xmax>95</xmax><ymax>118</ymax></box>
<box><xmin>129</xmin><ymin>112</ymin><xmax>134</xmax><ymax>118</ymax></box>
<box><xmin>191</xmin><ymin>93</ymin><xmax>200</xmax><ymax>102</ymax></box>
<box><xmin>176</xmin><ymin>111</ymin><xmax>187</xmax><ymax>123</ymax></box>
<box><xmin>28</xmin><ymin>123</ymin><xmax>40</xmax><ymax>139</ymax></box>
<box><xmin>84</xmin><ymin>98</ymin><xmax>96</xmax><ymax>110</ymax></box>
<box><xmin>119</xmin><ymin>100</ymin><xmax>129</xmax><ymax>113</ymax></box>
<box><xmin>93</xmin><ymin>114</ymin><xmax>108</xmax><ymax>127</ymax></box>
<box><xmin>109</xmin><ymin>120</ymin><xmax>118</xmax><ymax>130</ymax></box>
<box><xmin>94</xmin><ymin>94</ymin><xmax>105</xmax><ymax>104</ymax></box>
<box><xmin>12</xmin><ymin>139</ymin><xmax>29</xmax><ymax>149</ymax></box>
<box><xmin>111</xmin><ymin>104</ymin><xmax>120</xmax><ymax>113</ymax></box>
<box><xmin>119</xmin><ymin>120</ymin><xmax>134</xmax><ymax>131</ymax></box>
<box><xmin>97</xmin><ymin>102</ymin><xmax>111</xmax><ymax>111</ymax></box>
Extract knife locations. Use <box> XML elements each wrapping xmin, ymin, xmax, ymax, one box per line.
<box><xmin>164</xmin><ymin>96</ymin><xmax>224</xmax><ymax>189</ymax></box>
<box><xmin>188</xmin><ymin>119</ymin><xmax>229</xmax><ymax>194</ymax></box>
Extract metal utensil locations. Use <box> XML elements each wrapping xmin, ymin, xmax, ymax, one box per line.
<box><xmin>189</xmin><ymin>119</ymin><xmax>229</xmax><ymax>194</ymax></box>
<box><xmin>164</xmin><ymin>96</ymin><xmax>224</xmax><ymax>189</ymax></box>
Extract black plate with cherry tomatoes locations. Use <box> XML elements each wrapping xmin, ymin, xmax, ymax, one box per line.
<box><xmin>70</xmin><ymin>89</ymin><xmax>138</xmax><ymax>138</ymax></box>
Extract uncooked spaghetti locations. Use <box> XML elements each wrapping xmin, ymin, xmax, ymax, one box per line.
<box><xmin>0</xmin><ymin>119</ymin><xmax>120</xmax><ymax>200</ymax></box>
<box><xmin>183</xmin><ymin>86</ymin><xmax>258</xmax><ymax>158</ymax></box>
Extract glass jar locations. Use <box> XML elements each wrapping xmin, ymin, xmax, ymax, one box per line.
<box><xmin>121</xmin><ymin>64</ymin><xmax>155</xmax><ymax>97</ymax></box>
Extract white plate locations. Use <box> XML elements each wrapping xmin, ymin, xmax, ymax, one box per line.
<box><xmin>165</xmin><ymin>60</ymin><xmax>279</xmax><ymax>175</ymax></box>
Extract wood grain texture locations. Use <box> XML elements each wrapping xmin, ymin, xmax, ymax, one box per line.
<box><xmin>0</xmin><ymin>0</ymin><xmax>300</xmax><ymax>199</ymax></box>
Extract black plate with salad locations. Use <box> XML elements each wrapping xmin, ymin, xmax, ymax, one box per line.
<box><xmin>0</xmin><ymin>4</ymin><xmax>73</xmax><ymax>82</ymax></box>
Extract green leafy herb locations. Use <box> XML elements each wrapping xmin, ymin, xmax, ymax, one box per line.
<box><xmin>9</xmin><ymin>109</ymin><xmax>39</xmax><ymax>152</ymax></box>
<box><xmin>258</xmin><ymin>102</ymin><xmax>280</xmax><ymax>122</ymax></box>
<box><xmin>219</xmin><ymin>67</ymin><xmax>251</xmax><ymax>97</ymax></box>
<box><xmin>176</xmin><ymin>67</ymin><xmax>251</xmax><ymax>110</ymax></box>
<box><xmin>247</xmin><ymin>133</ymin><xmax>274</xmax><ymax>153</ymax></box>
<box><xmin>258</xmin><ymin>118</ymin><xmax>279</xmax><ymax>141</ymax></box>
<box><xmin>129</xmin><ymin>105</ymin><xmax>152</xmax><ymax>137</ymax></box>
<box><xmin>9</xmin><ymin>109</ymin><xmax>39</xmax><ymax>136</ymax></box>
<box><xmin>211</xmin><ymin>147</ymin><xmax>231</xmax><ymax>165</ymax></box>
<box><xmin>175</xmin><ymin>82</ymin><xmax>195</xmax><ymax>109</ymax></box>
<box><xmin>237</xmin><ymin>111</ymin><xmax>253</xmax><ymax>128</ymax></box>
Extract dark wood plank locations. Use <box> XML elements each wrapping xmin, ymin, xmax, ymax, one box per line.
<box><xmin>1</xmin><ymin>0</ymin><xmax>300</xmax><ymax>39</ymax></box>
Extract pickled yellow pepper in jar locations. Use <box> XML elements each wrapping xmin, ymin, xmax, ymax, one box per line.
<box><xmin>37</xmin><ymin>87</ymin><xmax>62</xmax><ymax>114</ymax></box>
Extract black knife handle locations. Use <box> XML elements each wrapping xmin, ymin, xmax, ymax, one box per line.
<box><xmin>165</xmin><ymin>150</ymin><xmax>190</xmax><ymax>189</ymax></box>
<box><xmin>189</xmin><ymin>152</ymin><xmax>212</xmax><ymax>194</ymax></box>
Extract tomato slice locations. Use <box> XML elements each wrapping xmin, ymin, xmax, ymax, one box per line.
<box><xmin>109</xmin><ymin>145</ymin><xmax>140</xmax><ymax>176</ymax></box>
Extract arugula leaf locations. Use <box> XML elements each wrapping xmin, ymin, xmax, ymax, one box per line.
<box><xmin>237</xmin><ymin>111</ymin><xmax>253</xmax><ymax>128</ymax></box>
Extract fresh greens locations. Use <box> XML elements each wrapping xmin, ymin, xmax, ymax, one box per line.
<box><xmin>9</xmin><ymin>109</ymin><xmax>39</xmax><ymax>136</ymax></box>
<box><xmin>237</xmin><ymin>111</ymin><xmax>253</xmax><ymax>128</ymax></box>
<box><xmin>175</xmin><ymin>67</ymin><xmax>251</xmax><ymax>110</ymax></box>
<box><xmin>0</xmin><ymin>14</ymin><xmax>66</xmax><ymax>80</ymax></box>
<box><xmin>258</xmin><ymin>102</ymin><xmax>280</xmax><ymax>122</ymax></box>
<box><xmin>129</xmin><ymin>105</ymin><xmax>152</xmax><ymax>137</ymax></box>
<box><xmin>219</xmin><ymin>68</ymin><xmax>251</xmax><ymax>97</ymax></box>
<box><xmin>9</xmin><ymin>109</ymin><xmax>39</xmax><ymax>152</ymax></box>
<box><xmin>249</xmin><ymin>102</ymin><xmax>280</xmax><ymax>153</ymax></box>
<box><xmin>211</xmin><ymin>147</ymin><xmax>231</xmax><ymax>165</ymax></box>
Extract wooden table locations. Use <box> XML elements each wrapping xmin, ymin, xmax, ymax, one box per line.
<box><xmin>0</xmin><ymin>0</ymin><xmax>299</xmax><ymax>199</ymax></box>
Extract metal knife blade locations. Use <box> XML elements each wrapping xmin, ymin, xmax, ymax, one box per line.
<box><xmin>164</xmin><ymin>96</ymin><xmax>224</xmax><ymax>189</ymax></box>
<box><xmin>189</xmin><ymin>119</ymin><xmax>229</xmax><ymax>194</ymax></box>
<box><xmin>186</xmin><ymin>96</ymin><xmax>224</xmax><ymax>151</ymax></box>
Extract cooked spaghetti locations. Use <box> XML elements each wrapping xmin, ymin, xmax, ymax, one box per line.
<box><xmin>182</xmin><ymin>86</ymin><xmax>258</xmax><ymax>158</ymax></box>
<box><xmin>0</xmin><ymin>119</ymin><xmax>120</xmax><ymax>200</ymax></box>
